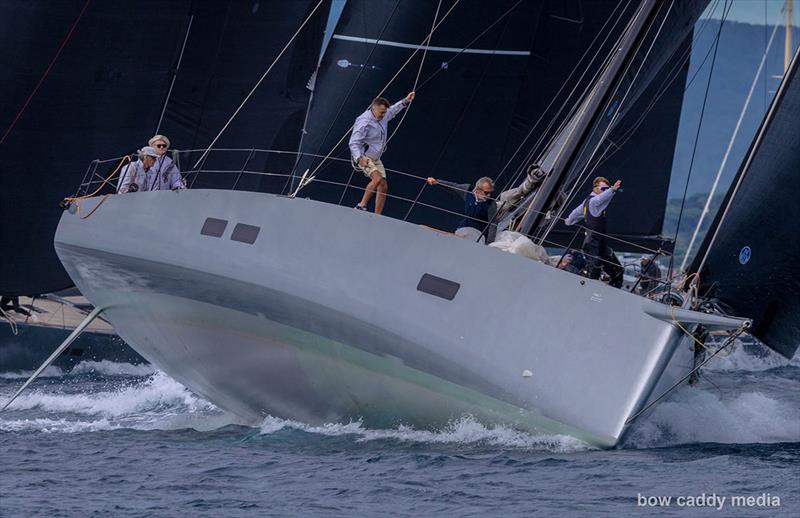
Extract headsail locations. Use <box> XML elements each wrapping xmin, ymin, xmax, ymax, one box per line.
<box><xmin>506</xmin><ymin>0</ymin><xmax>708</xmax><ymax>249</ymax></box>
<box><xmin>293</xmin><ymin>0</ymin><xmax>634</xmax><ymax>231</ymax></box>
<box><xmin>690</xmin><ymin>48</ymin><xmax>800</xmax><ymax>359</ymax></box>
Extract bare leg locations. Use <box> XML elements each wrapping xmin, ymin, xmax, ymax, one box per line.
<box><xmin>375</xmin><ymin>179</ymin><xmax>388</xmax><ymax>214</ymax></box>
<box><xmin>359</xmin><ymin>171</ymin><xmax>383</xmax><ymax>209</ymax></box>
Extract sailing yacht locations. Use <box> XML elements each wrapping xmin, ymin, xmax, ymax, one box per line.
<box><xmin>11</xmin><ymin>0</ymin><xmax>797</xmax><ymax>448</ymax></box>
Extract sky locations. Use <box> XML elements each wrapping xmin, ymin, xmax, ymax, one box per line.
<box><xmin>702</xmin><ymin>0</ymin><xmax>797</xmax><ymax>26</ymax></box>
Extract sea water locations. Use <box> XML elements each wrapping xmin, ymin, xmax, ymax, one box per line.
<box><xmin>1</xmin><ymin>348</ymin><xmax>798</xmax><ymax>516</ymax></box>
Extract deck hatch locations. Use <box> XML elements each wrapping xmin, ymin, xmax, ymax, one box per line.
<box><xmin>201</xmin><ymin>218</ymin><xmax>227</xmax><ymax>237</ymax></box>
<box><xmin>417</xmin><ymin>273</ymin><xmax>460</xmax><ymax>300</ymax></box>
<box><xmin>231</xmin><ymin>223</ymin><xmax>260</xmax><ymax>244</ymax></box>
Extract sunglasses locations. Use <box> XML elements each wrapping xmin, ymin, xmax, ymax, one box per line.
<box><xmin>600</xmin><ymin>186</ymin><xmax>610</xmax><ymax>191</ymax></box>
<box><xmin>155</xmin><ymin>144</ymin><xmax>167</xmax><ymax>149</ymax></box>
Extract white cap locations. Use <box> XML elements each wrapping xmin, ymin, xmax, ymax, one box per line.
<box><xmin>138</xmin><ymin>146</ymin><xmax>159</xmax><ymax>159</ymax></box>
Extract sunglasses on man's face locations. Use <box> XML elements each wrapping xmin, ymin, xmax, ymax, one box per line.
<box><xmin>155</xmin><ymin>144</ymin><xmax>167</xmax><ymax>149</ymax></box>
<box><xmin>600</xmin><ymin>185</ymin><xmax>610</xmax><ymax>191</ymax></box>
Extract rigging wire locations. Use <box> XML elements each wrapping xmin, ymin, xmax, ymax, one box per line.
<box><xmin>292</xmin><ymin>0</ymin><xmax>403</xmax><ymax>196</ymax></box>
<box><xmin>386</xmin><ymin>0</ymin><xmax>443</xmax><ymax>144</ymax></box>
<box><xmin>679</xmin><ymin>17</ymin><xmax>782</xmax><ymax>272</ymax></box>
<box><xmin>294</xmin><ymin>0</ymin><xmax>463</xmax><ymax>191</ymax></box>
<box><xmin>191</xmin><ymin>0</ymin><xmax>326</xmax><ymax>170</ymax></box>
<box><xmin>0</xmin><ymin>0</ymin><xmax>92</xmax><ymax>146</ymax></box>
<box><xmin>538</xmin><ymin>0</ymin><xmax>677</xmax><ymax>243</ymax></box>
<box><xmin>493</xmin><ymin>0</ymin><xmax>634</xmax><ymax>190</ymax></box>
<box><xmin>579</xmin><ymin>0</ymin><xmax>724</xmax><ymax>176</ymax></box>
<box><xmin>667</xmin><ymin>0</ymin><xmax>731</xmax><ymax>281</ymax></box>
<box><xmin>155</xmin><ymin>13</ymin><xmax>194</xmax><ymax>135</ymax></box>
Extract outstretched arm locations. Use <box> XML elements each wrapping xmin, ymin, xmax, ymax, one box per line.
<box><xmin>427</xmin><ymin>177</ymin><xmax>471</xmax><ymax>201</ymax></box>
<box><xmin>385</xmin><ymin>91</ymin><xmax>415</xmax><ymax>122</ymax></box>
<box><xmin>564</xmin><ymin>203</ymin><xmax>584</xmax><ymax>226</ymax></box>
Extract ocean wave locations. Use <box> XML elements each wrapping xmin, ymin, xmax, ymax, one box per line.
<box><xmin>1</xmin><ymin>371</ymin><xmax>243</xmax><ymax>433</ymax></box>
<box><xmin>258</xmin><ymin>415</ymin><xmax>592</xmax><ymax>453</ymax></box>
<box><xmin>0</xmin><ymin>365</ymin><xmax>65</xmax><ymax>379</ymax></box>
<box><xmin>704</xmin><ymin>342</ymin><xmax>799</xmax><ymax>372</ymax></box>
<box><xmin>69</xmin><ymin>360</ymin><xmax>155</xmax><ymax>377</ymax></box>
<box><xmin>624</xmin><ymin>388</ymin><xmax>800</xmax><ymax>448</ymax></box>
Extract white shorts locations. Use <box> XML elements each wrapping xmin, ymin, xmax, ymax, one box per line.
<box><xmin>359</xmin><ymin>157</ymin><xmax>386</xmax><ymax>179</ymax></box>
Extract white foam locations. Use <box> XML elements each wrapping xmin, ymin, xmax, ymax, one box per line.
<box><xmin>1</xmin><ymin>371</ymin><xmax>244</xmax><ymax>433</ymax></box>
<box><xmin>704</xmin><ymin>342</ymin><xmax>797</xmax><ymax>372</ymax></box>
<box><xmin>69</xmin><ymin>360</ymin><xmax>155</xmax><ymax>377</ymax></box>
<box><xmin>259</xmin><ymin>415</ymin><xmax>591</xmax><ymax>452</ymax></box>
<box><xmin>0</xmin><ymin>366</ymin><xmax>65</xmax><ymax>379</ymax></box>
<box><xmin>0</xmin><ymin>417</ymin><xmax>120</xmax><ymax>433</ymax></box>
<box><xmin>625</xmin><ymin>388</ymin><xmax>800</xmax><ymax>448</ymax></box>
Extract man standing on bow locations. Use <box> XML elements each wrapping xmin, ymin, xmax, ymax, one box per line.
<box><xmin>349</xmin><ymin>91</ymin><xmax>415</xmax><ymax>214</ymax></box>
<box><xmin>565</xmin><ymin>176</ymin><xmax>624</xmax><ymax>288</ymax></box>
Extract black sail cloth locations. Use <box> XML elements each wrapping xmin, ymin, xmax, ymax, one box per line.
<box><xmin>690</xmin><ymin>50</ymin><xmax>800</xmax><ymax>359</ymax></box>
<box><xmin>0</xmin><ymin>0</ymin><xmax>328</xmax><ymax>296</ymax></box>
<box><xmin>293</xmin><ymin>0</ymin><xmax>631</xmax><ymax>232</ymax></box>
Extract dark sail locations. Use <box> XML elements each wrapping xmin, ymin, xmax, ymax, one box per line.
<box><xmin>293</xmin><ymin>0</ymin><xmax>633</xmax><ymax>231</ymax></box>
<box><xmin>545</xmin><ymin>35</ymin><xmax>692</xmax><ymax>252</ymax></box>
<box><xmin>0</xmin><ymin>0</ymin><xmax>328</xmax><ymax>296</ymax></box>
<box><xmin>690</xmin><ymin>49</ymin><xmax>800</xmax><ymax>359</ymax></box>
<box><xmin>516</xmin><ymin>0</ymin><xmax>707</xmax><ymax>248</ymax></box>
<box><xmin>0</xmin><ymin>0</ymin><xmax>187</xmax><ymax>296</ymax></box>
<box><xmin>158</xmin><ymin>0</ymin><xmax>329</xmax><ymax>195</ymax></box>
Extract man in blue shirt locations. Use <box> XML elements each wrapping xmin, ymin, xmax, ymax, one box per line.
<box><xmin>426</xmin><ymin>176</ymin><xmax>497</xmax><ymax>243</ymax></box>
<box><xmin>349</xmin><ymin>91</ymin><xmax>415</xmax><ymax>214</ymax></box>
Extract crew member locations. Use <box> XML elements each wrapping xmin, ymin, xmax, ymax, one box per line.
<box><xmin>565</xmin><ymin>176</ymin><xmax>624</xmax><ymax>288</ymax></box>
<box><xmin>118</xmin><ymin>147</ymin><xmax>158</xmax><ymax>193</ymax></box>
<box><xmin>349</xmin><ymin>92</ymin><xmax>415</xmax><ymax>214</ymax></box>
<box><xmin>149</xmin><ymin>134</ymin><xmax>185</xmax><ymax>191</ymax></box>
<box><xmin>637</xmin><ymin>255</ymin><xmax>663</xmax><ymax>295</ymax></box>
<box><xmin>426</xmin><ymin>176</ymin><xmax>497</xmax><ymax>243</ymax></box>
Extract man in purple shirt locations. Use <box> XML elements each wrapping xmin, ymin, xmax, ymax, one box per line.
<box><xmin>349</xmin><ymin>91</ymin><xmax>415</xmax><ymax>214</ymax></box>
<box><xmin>565</xmin><ymin>176</ymin><xmax>624</xmax><ymax>287</ymax></box>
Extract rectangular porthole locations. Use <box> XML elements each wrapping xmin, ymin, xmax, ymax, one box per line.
<box><xmin>417</xmin><ymin>273</ymin><xmax>460</xmax><ymax>301</ymax></box>
<box><xmin>201</xmin><ymin>217</ymin><xmax>227</xmax><ymax>238</ymax></box>
<box><xmin>231</xmin><ymin>223</ymin><xmax>260</xmax><ymax>244</ymax></box>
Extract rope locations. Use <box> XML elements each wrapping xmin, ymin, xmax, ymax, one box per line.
<box><xmin>667</xmin><ymin>0</ymin><xmax>730</xmax><ymax>280</ymax></box>
<box><xmin>0</xmin><ymin>0</ymin><xmax>92</xmax><ymax>146</ymax></box>
<box><xmin>191</xmin><ymin>0</ymin><xmax>326</xmax><ymax>170</ymax></box>
<box><xmin>295</xmin><ymin>0</ymin><xmax>463</xmax><ymax>192</ymax></box>
<box><xmin>492</xmin><ymin>0</ymin><xmax>632</xmax><ymax>189</ymax></box>
<box><xmin>80</xmin><ymin>194</ymin><xmax>112</xmax><ymax>220</ymax></box>
<box><xmin>679</xmin><ymin>15</ymin><xmax>782</xmax><ymax>272</ymax></box>
<box><xmin>292</xmin><ymin>0</ymin><xmax>403</xmax><ymax>196</ymax></box>
<box><xmin>625</xmin><ymin>325</ymin><xmax>746</xmax><ymax>425</ymax></box>
<box><xmin>64</xmin><ymin>155</ymin><xmax>131</xmax><ymax>202</ymax></box>
<box><xmin>539</xmin><ymin>0</ymin><xmax>675</xmax><ymax>243</ymax></box>
<box><xmin>155</xmin><ymin>14</ymin><xmax>194</xmax><ymax>134</ymax></box>
<box><xmin>1</xmin><ymin>307</ymin><xmax>18</xmax><ymax>336</ymax></box>
<box><xmin>385</xmin><ymin>0</ymin><xmax>442</xmax><ymax>144</ymax></box>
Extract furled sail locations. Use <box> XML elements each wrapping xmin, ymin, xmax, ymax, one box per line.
<box><xmin>293</xmin><ymin>0</ymin><xmax>634</xmax><ymax>231</ymax></box>
<box><xmin>690</xmin><ymin>49</ymin><xmax>800</xmax><ymax>359</ymax></box>
<box><xmin>0</xmin><ymin>0</ymin><xmax>328</xmax><ymax>296</ymax></box>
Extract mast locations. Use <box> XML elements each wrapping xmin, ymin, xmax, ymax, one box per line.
<box><xmin>516</xmin><ymin>0</ymin><xmax>660</xmax><ymax>236</ymax></box>
<box><xmin>787</xmin><ymin>0</ymin><xmax>794</xmax><ymax>72</ymax></box>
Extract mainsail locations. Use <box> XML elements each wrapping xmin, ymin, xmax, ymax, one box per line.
<box><xmin>293</xmin><ymin>0</ymin><xmax>635</xmax><ymax>231</ymax></box>
<box><xmin>509</xmin><ymin>0</ymin><xmax>708</xmax><ymax>250</ymax></box>
<box><xmin>0</xmin><ymin>0</ymin><xmax>328</xmax><ymax>296</ymax></box>
<box><xmin>690</xmin><ymin>48</ymin><xmax>800</xmax><ymax>359</ymax></box>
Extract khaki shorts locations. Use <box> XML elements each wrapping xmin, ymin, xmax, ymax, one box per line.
<box><xmin>359</xmin><ymin>157</ymin><xmax>386</xmax><ymax>179</ymax></box>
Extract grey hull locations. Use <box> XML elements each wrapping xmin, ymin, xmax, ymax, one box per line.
<box><xmin>54</xmin><ymin>191</ymin><xmax>744</xmax><ymax>447</ymax></box>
